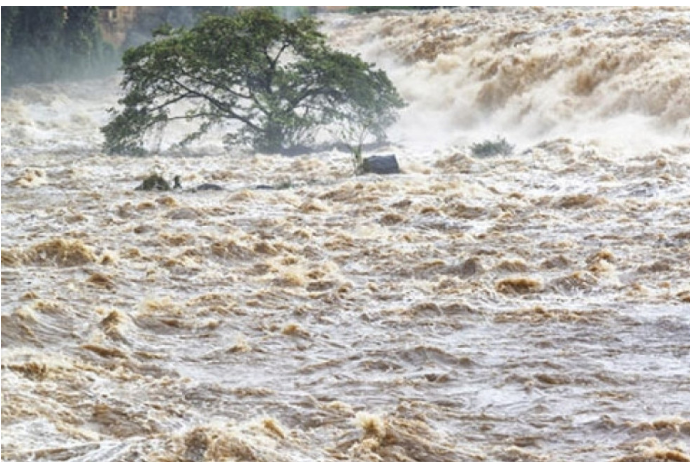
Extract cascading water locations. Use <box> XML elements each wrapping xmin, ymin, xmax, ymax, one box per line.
<box><xmin>2</xmin><ymin>7</ymin><xmax>689</xmax><ymax>462</ymax></box>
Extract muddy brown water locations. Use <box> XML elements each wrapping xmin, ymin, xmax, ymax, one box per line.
<box><xmin>2</xmin><ymin>7</ymin><xmax>690</xmax><ymax>462</ymax></box>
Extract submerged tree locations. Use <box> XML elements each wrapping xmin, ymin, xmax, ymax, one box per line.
<box><xmin>102</xmin><ymin>7</ymin><xmax>405</xmax><ymax>154</ymax></box>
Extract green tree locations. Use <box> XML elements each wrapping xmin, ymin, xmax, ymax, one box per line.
<box><xmin>101</xmin><ymin>8</ymin><xmax>405</xmax><ymax>155</ymax></box>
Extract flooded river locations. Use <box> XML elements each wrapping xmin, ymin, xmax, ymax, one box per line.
<box><xmin>2</xmin><ymin>7</ymin><xmax>690</xmax><ymax>461</ymax></box>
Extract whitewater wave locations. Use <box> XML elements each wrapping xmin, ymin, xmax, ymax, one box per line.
<box><xmin>326</xmin><ymin>6</ymin><xmax>690</xmax><ymax>152</ymax></box>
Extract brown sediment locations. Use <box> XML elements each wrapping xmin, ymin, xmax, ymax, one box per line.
<box><xmin>156</xmin><ymin>195</ymin><xmax>178</xmax><ymax>207</ymax></box>
<box><xmin>226</xmin><ymin>336</ymin><xmax>251</xmax><ymax>353</ymax></box>
<box><xmin>186</xmin><ymin>292</ymin><xmax>236</xmax><ymax>306</ymax></box>
<box><xmin>587</xmin><ymin>248</ymin><xmax>616</xmax><ymax>264</ymax></box>
<box><xmin>443</xmin><ymin>200</ymin><xmax>485</xmax><ymax>219</ymax></box>
<box><xmin>230</xmin><ymin>189</ymin><xmax>255</xmax><ymax>201</ymax></box>
<box><xmin>211</xmin><ymin>238</ymin><xmax>255</xmax><ymax>260</ymax></box>
<box><xmin>20</xmin><ymin>290</ymin><xmax>40</xmax><ymax>300</ymax></box>
<box><xmin>139</xmin><ymin>297</ymin><xmax>180</xmax><ymax>315</ymax></box>
<box><xmin>613</xmin><ymin>447</ymin><xmax>690</xmax><ymax>462</ymax></box>
<box><xmin>24</xmin><ymin>238</ymin><xmax>96</xmax><ymax>266</ymax></box>
<box><xmin>254</xmin><ymin>241</ymin><xmax>280</xmax><ymax>255</ymax></box>
<box><xmin>413</xmin><ymin>259</ymin><xmax>446</xmax><ymax>273</ymax></box>
<box><xmin>380</xmin><ymin>212</ymin><xmax>407</xmax><ymax>225</ymax></box>
<box><xmin>541</xmin><ymin>254</ymin><xmax>571</xmax><ymax>269</ymax></box>
<box><xmin>169</xmin><ymin>421</ymin><xmax>297</xmax><ymax>462</ymax></box>
<box><xmin>298</xmin><ymin>198</ymin><xmax>330</xmax><ymax>213</ymax></box>
<box><xmin>628</xmin><ymin>417</ymin><xmax>690</xmax><ymax>435</ymax></box>
<box><xmin>262</xmin><ymin>418</ymin><xmax>286</xmax><ymax>439</ymax></box>
<box><xmin>32</xmin><ymin>299</ymin><xmax>64</xmax><ymax>313</ymax></box>
<box><xmin>91</xmin><ymin>402</ymin><xmax>159</xmax><ymax>437</ymax></box>
<box><xmin>99</xmin><ymin>309</ymin><xmax>128</xmax><ymax>340</ymax></box>
<box><xmin>86</xmin><ymin>272</ymin><xmax>115</xmax><ymax>289</ymax></box>
<box><xmin>1</xmin><ymin>249</ymin><xmax>24</xmax><ymax>266</ymax></box>
<box><xmin>281</xmin><ymin>323</ymin><xmax>310</xmax><ymax>337</ymax></box>
<box><xmin>496</xmin><ymin>277</ymin><xmax>543</xmax><ymax>294</ymax></box>
<box><xmin>347</xmin><ymin>411</ymin><xmax>458</xmax><ymax>462</ymax></box>
<box><xmin>122</xmin><ymin>247</ymin><xmax>142</xmax><ymax>259</ymax></box>
<box><xmin>495</xmin><ymin>258</ymin><xmax>530</xmax><ymax>273</ymax></box>
<box><xmin>3</xmin><ymin>7</ymin><xmax>690</xmax><ymax>462</ymax></box>
<box><xmin>497</xmin><ymin>446</ymin><xmax>549</xmax><ymax>461</ymax></box>
<box><xmin>588</xmin><ymin>258</ymin><xmax>615</xmax><ymax>274</ymax></box>
<box><xmin>9</xmin><ymin>168</ymin><xmax>47</xmax><ymax>187</ymax></box>
<box><xmin>548</xmin><ymin>271</ymin><xmax>599</xmax><ymax>292</ymax></box>
<box><xmin>183</xmin><ymin>427</ymin><xmax>211</xmax><ymax>462</ymax></box>
<box><xmin>274</xmin><ymin>268</ymin><xmax>307</xmax><ymax>287</ymax></box>
<box><xmin>5</xmin><ymin>361</ymin><xmax>49</xmax><ymax>381</ymax></box>
<box><xmin>159</xmin><ymin>232</ymin><xmax>195</xmax><ymax>246</ymax></box>
<box><xmin>1</xmin><ymin>311</ymin><xmax>39</xmax><ymax>347</ymax></box>
<box><xmin>99</xmin><ymin>251</ymin><xmax>118</xmax><ymax>265</ymax></box>
<box><xmin>136</xmin><ymin>200</ymin><xmax>156</xmax><ymax>211</ymax></box>
<box><xmin>637</xmin><ymin>260</ymin><xmax>673</xmax><ymax>273</ymax></box>
<box><xmin>495</xmin><ymin>305</ymin><xmax>611</xmax><ymax>324</ymax></box>
<box><xmin>553</xmin><ymin>193</ymin><xmax>607</xmax><ymax>209</ymax></box>
<box><xmin>81</xmin><ymin>343</ymin><xmax>128</xmax><ymax>358</ymax></box>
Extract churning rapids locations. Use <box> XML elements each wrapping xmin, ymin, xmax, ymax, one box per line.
<box><xmin>2</xmin><ymin>7</ymin><xmax>690</xmax><ymax>462</ymax></box>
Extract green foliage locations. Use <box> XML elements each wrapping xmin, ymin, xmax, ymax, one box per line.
<box><xmin>470</xmin><ymin>136</ymin><xmax>515</xmax><ymax>158</ymax></box>
<box><xmin>1</xmin><ymin>7</ymin><xmax>116</xmax><ymax>93</ymax></box>
<box><xmin>101</xmin><ymin>8</ymin><xmax>406</xmax><ymax>155</ymax></box>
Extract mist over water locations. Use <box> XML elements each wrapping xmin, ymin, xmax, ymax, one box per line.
<box><xmin>2</xmin><ymin>7</ymin><xmax>690</xmax><ymax>462</ymax></box>
<box><xmin>327</xmin><ymin>7</ymin><xmax>690</xmax><ymax>154</ymax></box>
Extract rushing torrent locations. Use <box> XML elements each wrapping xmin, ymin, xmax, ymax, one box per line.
<box><xmin>2</xmin><ymin>7</ymin><xmax>690</xmax><ymax>462</ymax></box>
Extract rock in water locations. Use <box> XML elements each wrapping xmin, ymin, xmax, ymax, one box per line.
<box><xmin>194</xmin><ymin>184</ymin><xmax>223</xmax><ymax>191</ymax></box>
<box><xmin>135</xmin><ymin>174</ymin><xmax>171</xmax><ymax>191</ymax></box>
<box><xmin>362</xmin><ymin>155</ymin><xmax>400</xmax><ymax>175</ymax></box>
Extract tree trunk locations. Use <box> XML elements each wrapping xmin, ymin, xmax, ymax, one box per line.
<box><xmin>259</xmin><ymin>119</ymin><xmax>284</xmax><ymax>153</ymax></box>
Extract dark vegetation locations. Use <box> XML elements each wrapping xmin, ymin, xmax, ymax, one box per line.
<box><xmin>1</xmin><ymin>7</ymin><xmax>116</xmax><ymax>93</ymax></box>
<box><xmin>470</xmin><ymin>136</ymin><xmax>515</xmax><ymax>158</ymax></box>
<box><xmin>1</xmin><ymin>7</ymin><xmax>236</xmax><ymax>95</ymax></box>
<box><xmin>102</xmin><ymin>7</ymin><xmax>405</xmax><ymax>156</ymax></box>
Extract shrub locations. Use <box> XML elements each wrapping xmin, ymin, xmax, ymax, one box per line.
<box><xmin>470</xmin><ymin>136</ymin><xmax>515</xmax><ymax>158</ymax></box>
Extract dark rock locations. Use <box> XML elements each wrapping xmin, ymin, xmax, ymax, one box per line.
<box><xmin>194</xmin><ymin>184</ymin><xmax>223</xmax><ymax>191</ymax></box>
<box><xmin>135</xmin><ymin>174</ymin><xmax>171</xmax><ymax>191</ymax></box>
<box><xmin>362</xmin><ymin>155</ymin><xmax>400</xmax><ymax>175</ymax></box>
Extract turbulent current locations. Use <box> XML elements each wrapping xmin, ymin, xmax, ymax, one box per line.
<box><xmin>2</xmin><ymin>7</ymin><xmax>690</xmax><ymax>462</ymax></box>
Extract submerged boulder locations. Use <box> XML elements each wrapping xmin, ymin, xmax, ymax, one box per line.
<box><xmin>362</xmin><ymin>155</ymin><xmax>400</xmax><ymax>175</ymax></box>
<box><xmin>135</xmin><ymin>174</ymin><xmax>172</xmax><ymax>191</ymax></box>
<box><xmin>194</xmin><ymin>183</ymin><xmax>223</xmax><ymax>191</ymax></box>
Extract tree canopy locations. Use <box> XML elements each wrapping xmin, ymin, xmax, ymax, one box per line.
<box><xmin>101</xmin><ymin>8</ymin><xmax>406</xmax><ymax>155</ymax></box>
